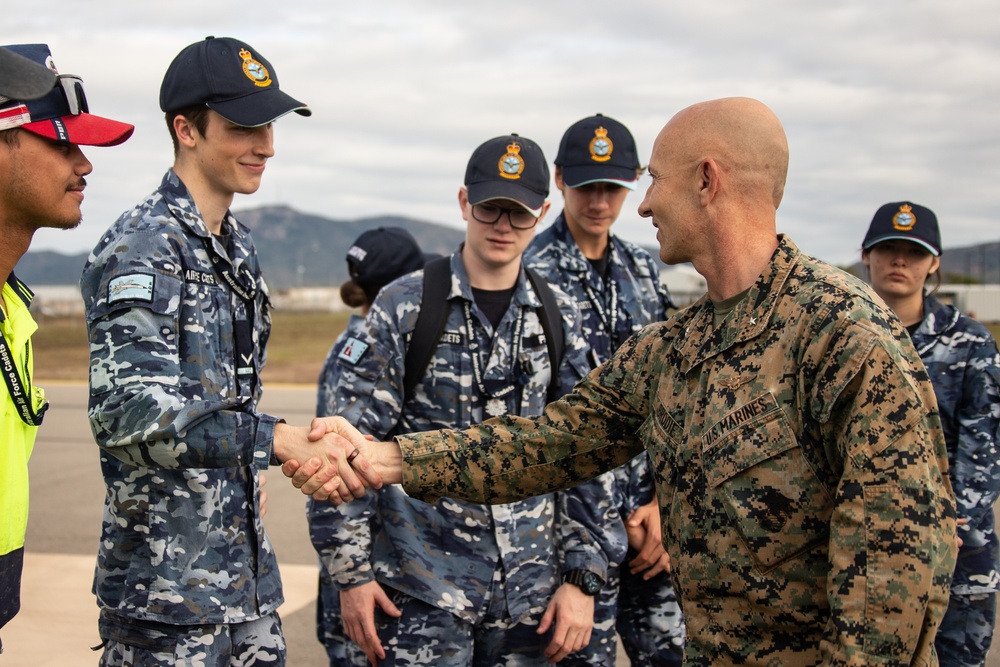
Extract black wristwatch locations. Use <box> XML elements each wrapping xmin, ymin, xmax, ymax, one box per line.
<box><xmin>562</xmin><ymin>569</ymin><xmax>604</xmax><ymax>596</ymax></box>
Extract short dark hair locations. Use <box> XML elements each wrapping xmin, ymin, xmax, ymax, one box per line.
<box><xmin>165</xmin><ymin>105</ymin><xmax>211</xmax><ymax>155</ymax></box>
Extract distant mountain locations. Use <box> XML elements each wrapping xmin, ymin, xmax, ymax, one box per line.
<box><xmin>14</xmin><ymin>206</ymin><xmax>466</xmax><ymax>291</ymax></box>
<box><xmin>14</xmin><ymin>206</ymin><xmax>998</xmax><ymax>289</ymax></box>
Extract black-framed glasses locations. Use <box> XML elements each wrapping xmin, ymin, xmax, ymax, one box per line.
<box><xmin>471</xmin><ymin>203</ymin><xmax>539</xmax><ymax>230</ymax></box>
<box><xmin>56</xmin><ymin>74</ymin><xmax>88</xmax><ymax>116</ymax></box>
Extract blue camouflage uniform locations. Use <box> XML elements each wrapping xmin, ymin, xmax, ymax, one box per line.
<box><xmin>81</xmin><ymin>170</ymin><xmax>284</xmax><ymax>664</ymax></box>
<box><xmin>308</xmin><ymin>250</ymin><xmax>598</xmax><ymax>666</ymax></box>
<box><xmin>311</xmin><ymin>312</ymin><xmax>371</xmax><ymax>666</ymax></box>
<box><xmin>913</xmin><ymin>295</ymin><xmax>1000</xmax><ymax>666</ymax></box>
<box><xmin>525</xmin><ymin>212</ymin><xmax>683</xmax><ymax>665</ymax></box>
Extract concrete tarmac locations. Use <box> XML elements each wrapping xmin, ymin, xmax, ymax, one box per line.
<box><xmin>4</xmin><ymin>383</ymin><xmax>994</xmax><ymax>666</ymax></box>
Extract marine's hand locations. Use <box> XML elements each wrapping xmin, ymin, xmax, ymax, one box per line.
<box><xmin>303</xmin><ymin>416</ymin><xmax>404</xmax><ymax>486</ymax></box>
<box><xmin>340</xmin><ymin>581</ymin><xmax>400</xmax><ymax>665</ymax></box>
<box><xmin>626</xmin><ymin>499</ymin><xmax>670</xmax><ymax>577</ymax></box>
<box><xmin>273</xmin><ymin>422</ymin><xmax>380</xmax><ymax>503</ymax></box>
<box><xmin>538</xmin><ymin>583</ymin><xmax>594</xmax><ymax>663</ymax></box>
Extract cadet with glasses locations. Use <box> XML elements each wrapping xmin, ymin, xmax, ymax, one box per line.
<box><xmin>861</xmin><ymin>202</ymin><xmax>1000</xmax><ymax>667</ymax></box>
<box><xmin>308</xmin><ymin>134</ymin><xmax>603</xmax><ymax>666</ymax></box>
<box><xmin>0</xmin><ymin>43</ymin><xmax>132</xmax><ymax>652</ymax></box>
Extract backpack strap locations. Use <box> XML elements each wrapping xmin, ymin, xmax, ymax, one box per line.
<box><xmin>403</xmin><ymin>259</ymin><xmax>566</xmax><ymax>404</ymax></box>
<box><xmin>403</xmin><ymin>256</ymin><xmax>452</xmax><ymax>402</ymax></box>
<box><xmin>525</xmin><ymin>268</ymin><xmax>565</xmax><ymax>402</ymax></box>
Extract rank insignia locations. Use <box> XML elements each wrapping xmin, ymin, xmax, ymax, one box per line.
<box><xmin>589</xmin><ymin>126</ymin><xmax>613</xmax><ymax>162</ymax></box>
<box><xmin>499</xmin><ymin>141</ymin><xmax>525</xmax><ymax>180</ymax></box>
<box><xmin>240</xmin><ymin>48</ymin><xmax>272</xmax><ymax>87</ymax></box>
<box><xmin>892</xmin><ymin>203</ymin><xmax>916</xmax><ymax>231</ymax></box>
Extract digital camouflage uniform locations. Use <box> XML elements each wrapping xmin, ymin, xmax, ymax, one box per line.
<box><xmin>308</xmin><ymin>250</ymin><xmax>598</xmax><ymax>666</ymax></box>
<box><xmin>311</xmin><ymin>312</ymin><xmax>370</xmax><ymax>666</ymax></box>
<box><xmin>911</xmin><ymin>295</ymin><xmax>1000</xmax><ymax>666</ymax></box>
<box><xmin>525</xmin><ymin>212</ymin><xmax>683</xmax><ymax>666</ymax></box>
<box><xmin>81</xmin><ymin>170</ymin><xmax>285</xmax><ymax>665</ymax></box>
<box><xmin>396</xmin><ymin>236</ymin><xmax>958</xmax><ymax>666</ymax></box>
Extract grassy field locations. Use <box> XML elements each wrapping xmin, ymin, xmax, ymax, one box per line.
<box><xmin>31</xmin><ymin>310</ymin><xmax>351</xmax><ymax>386</ymax></box>
<box><xmin>31</xmin><ymin>311</ymin><xmax>1000</xmax><ymax>386</ymax></box>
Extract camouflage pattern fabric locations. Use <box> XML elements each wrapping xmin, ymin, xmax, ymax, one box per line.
<box><xmin>526</xmin><ymin>212</ymin><xmax>683</xmax><ymax>666</ymax></box>
<box><xmin>97</xmin><ymin>610</ymin><xmax>284</xmax><ymax>666</ymax></box>
<box><xmin>397</xmin><ymin>236</ymin><xmax>958</xmax><ymax>666</ymax></box>
<box><xmin>316</xmin><ymin>313</ymin><xmax>366</xmax><ymax>419</ymax></box>
<box><xmin>308</xmin><ymin>250</ymin><xmax>595</xmax><ymax>662</ymax></box>
<box><xmin>934</xmin><ymin>591</ymin><xmax>997</xmax><ymax>667</ymax></box>
<box><xmin>80</xmin><ymin>170</ymin><xmax>282</xmax><ymax>630</ymax></box>
<box><xmin>911</xmin><ymin>295</ymin><xmax>1000</xmax><ymax>663</ymax></box>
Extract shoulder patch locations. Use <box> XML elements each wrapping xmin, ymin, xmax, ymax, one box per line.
<box><xmin>108</xmin><ymin>274</ymin><xmax>154</xmax><ymax>304</ymax></box>
<box><xmin>337</xmin><ymin>337</ymin><xmax>369</xmax><ymax>365</ymax></box>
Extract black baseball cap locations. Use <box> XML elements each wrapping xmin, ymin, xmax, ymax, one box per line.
<box><xmin>464</xmin><ymin>134</ymin><xmax>549</xmax><ymax>216</ymax></box>
<box><xmin>555</xmin><ymin>113</ymin><xmax>641</xmax><ymax>190</ymax></box>
<box><xmin>0</xmin><ymin>45</ymin><xmax>56</xmax><ymax>100</ymax></box>
<box><xmin>345</xmin><ymin>227</ymin><xmax>426</xmax><ymax>289</ymax></box>
<box><xmin>160</xmin><ymin>36</ymin><xmax>310</xmax><ymax>127</ymax></box>
<box><xmin>863</xmin><ymin>201</ymin><xmax>941</xmax><ymax>256</ymax></box>
<box><xmin>0</xmin><ymin>44</ymin><xmax>133</xmax><ymax>146</ymax></box>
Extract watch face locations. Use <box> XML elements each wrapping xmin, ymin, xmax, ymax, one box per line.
<box><xmin>582</xmin><ymin>572</ymin><xmax>602</xmax><ymax>595</ymax></box>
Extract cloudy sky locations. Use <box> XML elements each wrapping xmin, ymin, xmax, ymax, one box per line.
<box><xmin>6</xmin><ymin>0</ymin><xmax>998</xmax><ymax>267</ymax></box>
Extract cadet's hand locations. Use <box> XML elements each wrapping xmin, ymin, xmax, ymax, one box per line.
<box><xmin>298</xmin><ymin>416</ymin><xmax>404</xmax><ymax>487</ymax></box>
<box><xmin>625</xmin><ymin>499</ymin><xmax>670</xmax><ymax>577</ymax></box>
<box><xmin>273</xmin><ymin>422</ymin><xmax>381</xmax><ymax>503</ymax></box>
<box><xmin>538</xmin><ymin>583</ymin><xmax>594</xmax><ymax>663</ymax></box>
<box><xmin>340</xmin><ymin>581</ymin><xmax>401</xmax><ymax>665</ymax></box>
<box><xmin>258</xmin><ymin>473</ymin><xmax>268</xmax><ymax>519</ymax></box>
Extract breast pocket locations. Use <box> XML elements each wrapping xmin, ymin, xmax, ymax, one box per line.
<box><xmin>703</xmin><ymin>393</ymin><xmax>832</xmax><ymax>572</ymax></box>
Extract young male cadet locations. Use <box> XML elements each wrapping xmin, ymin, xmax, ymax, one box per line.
<box><xmin>307</xmin><ymin>134</ymin><xmax>605</xmax><ymax>666</ymax></box>
<box><xmin>526</xmin><ymin>113</ymin><xmax>682</xmax><ymax>666</ymax></box>
<box><xmin>80</xmin><ymin>36</ymin><xmax>358</xmax><ymax>666</ymax></box>
<box><xmin>0</xmin><ymin>43</ymin><xmax>131</xmax><ymax>651</ymax></box>
<box><xmin>302</xmin><ymin>97</ymin><xmax>959</xmax><ymax>667</ymax></box>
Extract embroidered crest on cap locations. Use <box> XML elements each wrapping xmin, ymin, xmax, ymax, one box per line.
<box><xmin>239</xmin><ymin>48</ymin><xmax>272</xmax><ymax>88</ymax></box>
<box><xmin>499</xmin><ymin>141</ymin><xmax>525</xmax><ymax>180</ymax></box>
<box><xmin>589</xmin><ymin>126</ymin><xmax>613</xmax><ymax>163</ymax></box>
<box><xmin>892</xmin><ymin>203</ymin><xmax>916</xmax><ymax>231</ymax></box>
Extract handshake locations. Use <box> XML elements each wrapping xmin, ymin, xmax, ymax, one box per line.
<box><xmin>271</xmin><ymin>416</ymin><xmax>402</xmax><ymax>503</ymax></box>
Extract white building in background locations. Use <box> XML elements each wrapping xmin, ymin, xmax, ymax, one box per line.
<box><xmin>937</xmin><ymin>284</ymin><xmax>1000</xmax><ymax>323</ymax></box>
<box><xmin>661</xmin><ymin>265</ymin><xmax>707</xmax><ymax>308</ymax></box>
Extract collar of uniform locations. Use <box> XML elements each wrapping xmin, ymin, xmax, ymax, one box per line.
<box><xmin>674</xmin><ymin>235</ymin><xmax>798</xmax><ymax>372</ymax></box>
<box><xmin>913</xmin><ymin>293</ymin><xmax>959</xmax><ymax>342</ymax></box>
<box><xmin>451</xmin><ymin>246</ymin><xmax>543</xmax><ymax>311</ymax></box>
<box><xmin>551</xmin><ymin>211</ymin><xmax>624</xmax><ymax>276</ymax></box>
<box><xmin>160</xmin><ymin>168</ymin><xmax>247</xmax><ymax>264</ymax></box>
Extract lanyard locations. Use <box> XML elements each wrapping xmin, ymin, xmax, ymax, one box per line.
<box><xmin>582</xmin><ymin>275</ymin><xmax>618</xmax><ymax>367</ymax></box>
<box><xmin>463</xmin><ymin>300</ymin><xmax>524</xmax><ymax>417</ymax></box>
<box><xmin>197</xmin><ymin>233</ymin><xmax>259</xmax><ymax>394</ymax></box>
<box><xmin>0</xmin><ymin>325</ymin><xmax>47</xmax><ymax>426</ymax></box>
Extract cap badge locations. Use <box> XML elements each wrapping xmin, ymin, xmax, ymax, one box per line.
<box><xmin>892</xmin><ymin>204</ymin><xmax>916</xmax><ymax>231</ymax></box>
<box><xmin>589</xmin><ymin>126</ymin><xmax>613</xmax><ymax>163</ymax></box>
<box><xmin>239</xmin><ymin>48</ymin><xmax>272</xmax><ymax>88</ymax></box>
<box><xmin>499</xmin><ymin>141</ymin><xmax>524</xmax><ymax>180</ymax></box>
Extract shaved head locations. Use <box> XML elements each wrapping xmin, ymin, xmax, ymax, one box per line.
<box><xmin>658</xmin><ymin>97</ymin><xmax>789</xmax><ymax>209</ymax></box>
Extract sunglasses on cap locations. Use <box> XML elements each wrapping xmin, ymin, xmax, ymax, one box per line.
<box><xmin>56</xmin><ymin>74</ymin><xmax>88</xmax><ymax>115</ymax></box>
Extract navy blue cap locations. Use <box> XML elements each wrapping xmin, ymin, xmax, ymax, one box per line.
<box><xmin>0</xmin><ymin>44</ymin><xmax>55</xmax><ymax>100</ymax></box>
<box><xmin>0</xmin><ymin>44</ymin><xmax>133</xmax><ymax>146</ymax></box>
<box><xmin>464</xmin><ymin>134</ymin><xmax>549</xmax><ymax>216</ymax></box>
<box><xmin>555</xmin><ymin>113</ymin><xmax>641</xmax><ymax>190</ymax></box>
<box><xmin>863</xmin><ymin>201</ymin><xmax>941</xmax><ymax>256</ymax></box>
<box><xmin>160</xmin><ymin>36</ymin><xmax>310</xmax><ymax>127</ymax></box>
<box><xmin>346</xmin><ymin>227</ymin><xmax>425</xmax><ymax>289</ymax></box>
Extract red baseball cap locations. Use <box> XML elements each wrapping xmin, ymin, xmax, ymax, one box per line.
<box><xmin>0</xmin><ymin>44</ymin><xmax>133</xmax><ymax>147</ymax></box>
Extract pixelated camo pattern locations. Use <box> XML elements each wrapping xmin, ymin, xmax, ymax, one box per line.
<box><xmin>309</xmin><ymin>251</ymin><xmax>595</xmax><ymax>630</ymax></box>
<box><xmin>399</xmin><ymin>236</ymin><xmax>958</xmax><ymax>666</ymax></box>
<box><xmin>81</xmin><ymin>170</ymin><xmax>281</xmax><ymax>625</ymax></box>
